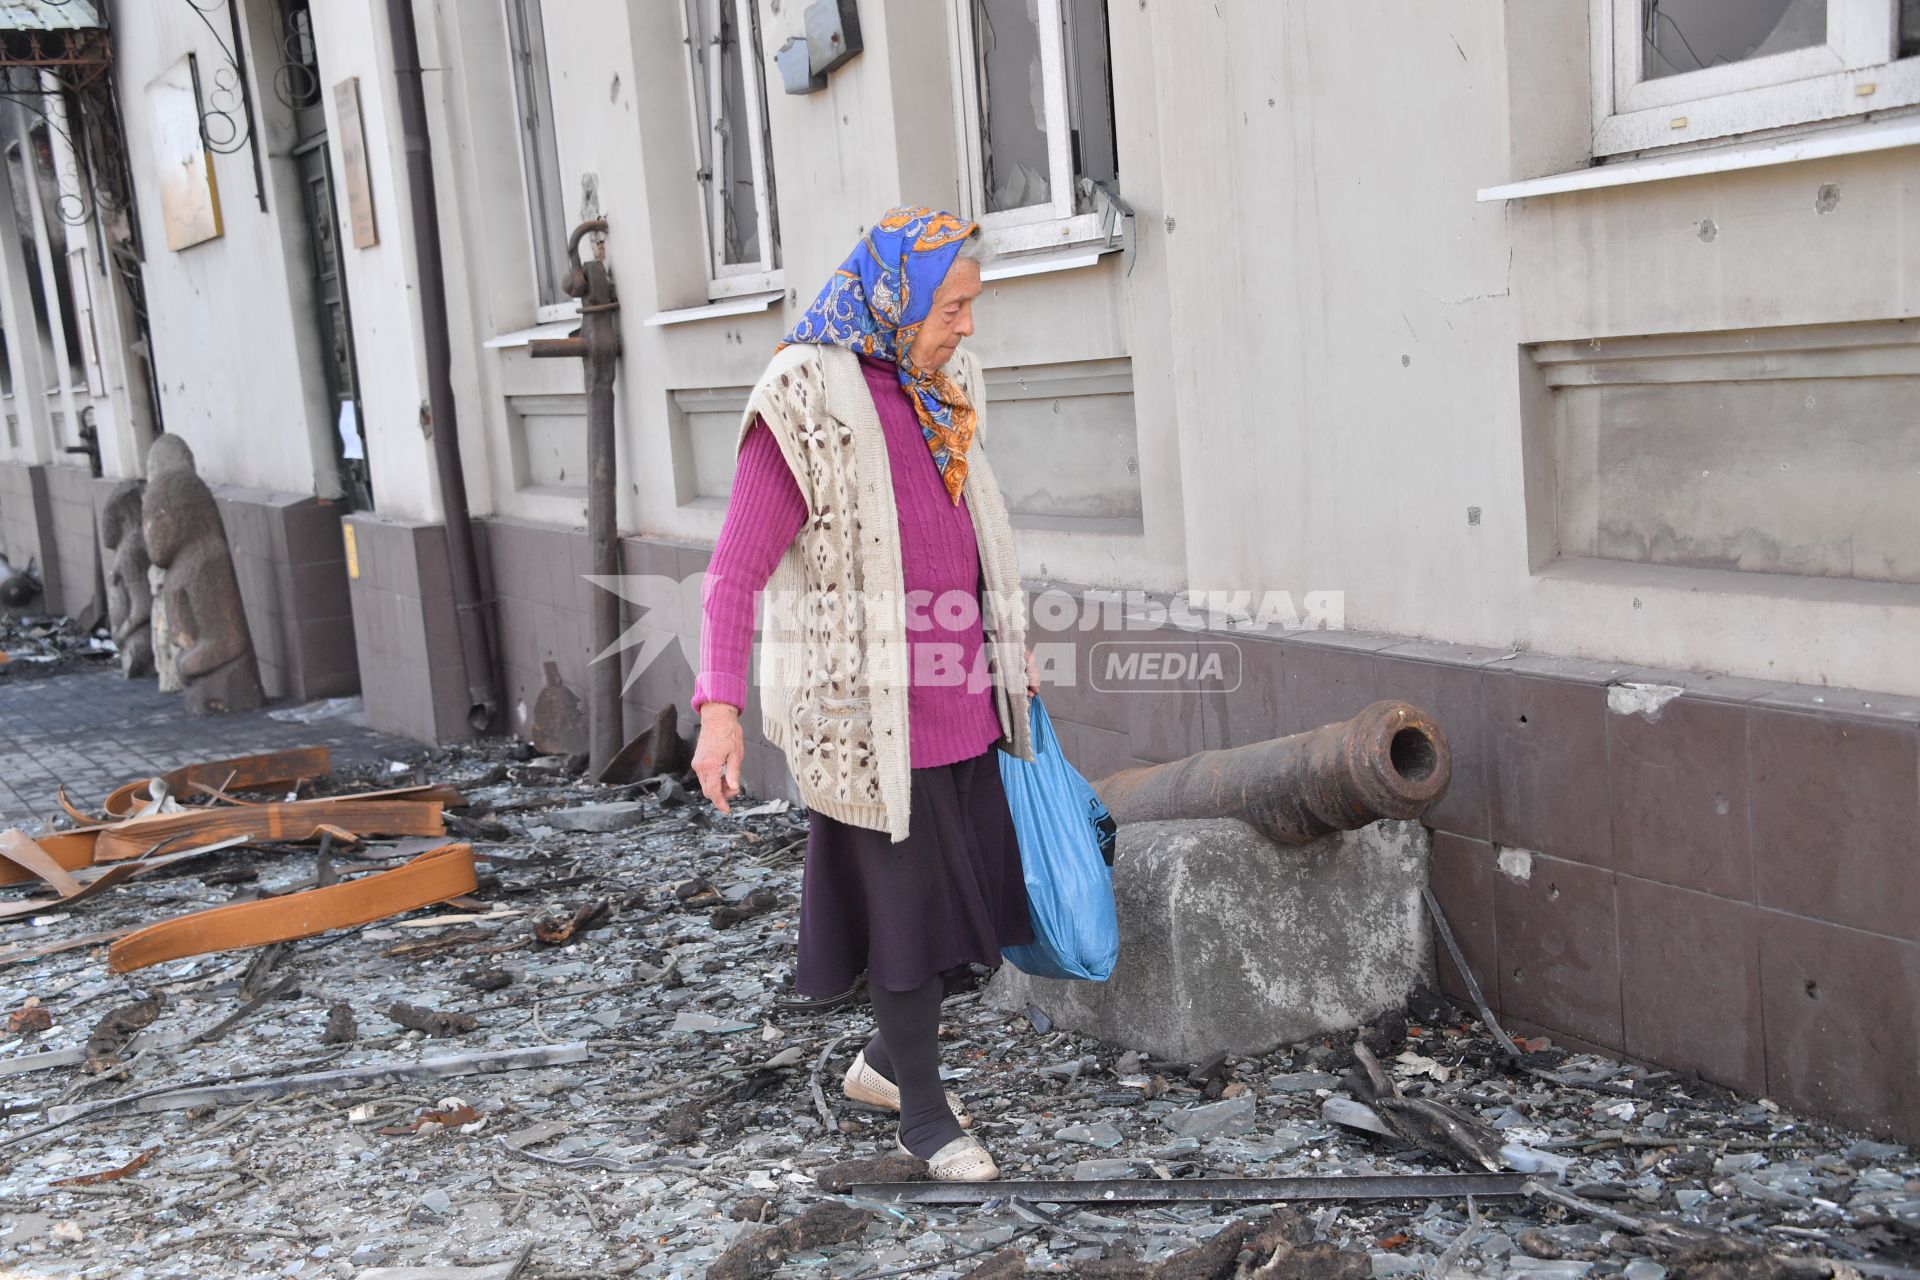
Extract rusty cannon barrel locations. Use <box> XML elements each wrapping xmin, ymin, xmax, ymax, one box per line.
<box><xmin>1093</xmin><ymin>699</ymin><xmax>1451</xmax><ymax>846</ymax></box>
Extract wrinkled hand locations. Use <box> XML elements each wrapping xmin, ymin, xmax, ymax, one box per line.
<box><xmin>693</xmin><ymin>704</ymin><xmax>745</xmax><ymax>814</ymax></box>
<box><xmin>1025</xmin><ymin>647</ymin><xmax>1040</xmax><ymax>697</ymax></box>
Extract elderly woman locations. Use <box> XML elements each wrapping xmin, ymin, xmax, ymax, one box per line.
<box><xmin>691</xmin><ymin>207</ymin><xmax>1036</xmax><ymax>1182</ymax></box>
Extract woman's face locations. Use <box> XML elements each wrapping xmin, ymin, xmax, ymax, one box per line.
<box><xmin>905</xmin><ymin>257</ymin><xmax>982</xmax><ymax>373</ymax></box>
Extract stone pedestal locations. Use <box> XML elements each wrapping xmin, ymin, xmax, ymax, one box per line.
<box><xmin>988</xmin><ymin>818</ymin><xmax>1434</xmax><ymax>1061</ymax></box>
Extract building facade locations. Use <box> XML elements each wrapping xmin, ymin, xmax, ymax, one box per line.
<box><xmin>0</xmin><ymin>0</ymin><xmax>1915</xmax><ymax>1139</ymax></box>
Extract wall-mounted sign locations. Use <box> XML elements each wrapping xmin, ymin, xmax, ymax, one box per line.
<box><xmin>333</xmin><ymin>77</ymin><xmax>378</xmax><ymax>249</ymax></box>
<box><xmin>146</xmin><ymin>54</ymin><xmax>223</xmax><ymax>251</ymax></box>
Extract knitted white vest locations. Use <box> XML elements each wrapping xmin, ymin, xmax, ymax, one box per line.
<box><xmin>739</xmin><ymin>344</ymin><xmax>1033</xmax><ymax>842</ymax></box>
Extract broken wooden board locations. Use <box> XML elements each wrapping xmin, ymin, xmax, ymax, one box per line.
<box><xmin>100</xmin><ymin>746</ymin><xmax>334</xmax><ymax>818</ymax></box>
<box><xmin>0</xmin><ymin>862</ymin><xmax>143</xmax><ymax>922</ymax></box>
<box><xmin>94</xmin><ymin>798</ymin><xmax>445</xmax><ymax>862</ymax></box>
<box><xmin>0</xmin><ymin>830</ymin><xmax>97</xmax><ymax>888</ymax></box>
<box><xmin>0</xmin><ymin>835</ymin><xmax>249</xmax><ymax>921</ymax></box>
<box><xmin>0</xmin><ymin>830</ymin><xmax>82</xmax><ymax>896</ymax></box>
<box><xmin>107</xmin><ymin>842</ymin><xmax>478</xmax><ymax>972</ymax></box>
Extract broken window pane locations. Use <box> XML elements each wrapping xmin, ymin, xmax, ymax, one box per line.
<box><xmin>1062</xmin><ymin>0</ymin><xmax>1117</xmax><ymax>190</ymax></box>
<box><xmin>1640</xmin><ymin>0</ymin><xmax>1828</xmax><ymax>81</ymax></box>
<box><xmin>685</xmin><ymin>0</ymin><xmax>777</xmax><ymax>275</ymax></box>
<box><xmin>973</xmin><ymin>0</ymin><xmax>1053</xmax><ymax>213</ymax></box>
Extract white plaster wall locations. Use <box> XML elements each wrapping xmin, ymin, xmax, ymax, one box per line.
<box><xmin>1145</xmin><ymin>0</ymin><xmax>1526</xmax><ymax>641</ymax></box>
<box><xmin>1138</xmin><ymin>0</ymin><xmax>1919</xmax><ymax>696</ymax></box>
<box><xmin>329</xmin><ymin>0</ymin><xmax>1919</xmax><ymax>695</ymax></box>
<box><xmin>110</xmin><ymin>0</ymin><xmax>333</xmax><ymax>495</ymax></box>
<box><xmin>444</xmin><ymin>0</ymin><xmax>1192</xmax><ymax>592</ymax></box>
<box><xmin>1495</xmin><ymin>3</ymin><xmax>1920</xmax><ymax>694</ymax></box>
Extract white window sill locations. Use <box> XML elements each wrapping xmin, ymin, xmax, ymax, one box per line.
<box><xmin>536</xmin><ymin>300</ymin><xmax>581</xmax><ymax>324</ymax></box>
<box><xmin>644</xmin><ymin>290</ymin><xmax>783</xmax><ymax>328</ymax></box>
<box><xmin>484</xmin><ymin>320</ymin><xmax>581</xmax><ymax>350</ymax></box>
<box><xmin>709</xmin><ymin>268</ymin><xmax>784</xmax><ymax>301</ymax></box>
<box><xmin>1477</xmin><ymin>114</ymin><xmax>1920</xmax><ymax>202</ymax></box>
<box><xmin>982</xmin><ymin>210</ymin><xmax>1116</xmax><ymax>257</ymax></box>
<box><xmin>981</xmin><ymin>245</ymin><xmax>1114</xmax><ymax>283</ymax></box>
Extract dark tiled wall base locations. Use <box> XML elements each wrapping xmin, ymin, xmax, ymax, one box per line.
<box><xmin>42</xmin><ymin>465</ymin><xmax>102</xmax><ymax>619</ymax></box>
<box><xmin>1036</xmin><ymin>620</ymin><xmax>1918</xmax><ymax>1142</ymax></box>
<box><xmin>214</xmin><ymin>488</ymin><xmax>359</xmax><ymax>703</ymax></box>
<box><xmin>0</xmin><ymin>462</ymin><xmax>60</xmax><ymax>609</ymax></box>
<box><xmin>345</xmin><ymin>514</ymin><xmax>487</xmax><ymax>744</ymax></box>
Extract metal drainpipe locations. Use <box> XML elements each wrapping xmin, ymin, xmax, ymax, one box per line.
<box><xmin>386</xmin><ymin>0</ymin><xmax>499</xmax><ymax>732</ymax></box>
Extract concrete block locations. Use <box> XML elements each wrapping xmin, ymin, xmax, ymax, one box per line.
<box><xmin>988</xmin><ymin>818</ymin><xmax>1434</xmax><ymax>1062</ymax></box>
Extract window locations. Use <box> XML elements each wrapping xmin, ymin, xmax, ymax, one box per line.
<box><xmin>681</xmin><ymin>0</ymin><xmax>780</xmax><ymax>298</ymax></box>
<box><xmin>1593</xmin><ymin>0</ymin><xmax>1920</xmax><ymax>155</ymax></box>
<box><xmin>951</xmin><ymin>0</ymin><xmax>1118</xmax><ymax>252</ymax></box>
<box><xmin>505</xmin><ymin>0</ymin><xmax>572</xmax><ymax>311</ymax></box>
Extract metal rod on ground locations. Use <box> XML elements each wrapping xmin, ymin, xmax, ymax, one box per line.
<box><xmin>1522</xmin><ymin>1179</ymin><xmax>1714</xmax><ymax>1248</ymax></box>
<box><xmin>1422</xmin><ymin>885</ymin><xmax>1522</xmax><ymax>1062</ymax></box>
<box><xmin>40</xmin><ymin>1042</ymin><xmax>591</xmax><ymax>1125</ymax></box>
<box><xmin>850</xmin><ymin>1172</ymin><xmax>1531</xmax><ymax>1205</ymax></box>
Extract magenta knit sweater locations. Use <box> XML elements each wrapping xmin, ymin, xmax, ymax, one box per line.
<box><xmin>692</xmin><ymin>356</ymin><xmax>1004</xmax><ymax>769</ymax></box>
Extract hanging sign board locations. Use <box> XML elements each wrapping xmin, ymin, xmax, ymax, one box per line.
<box><xmin>333</xmin><ymin>77</ymin><xmax>378</xmax><ymax>248</ymax></box>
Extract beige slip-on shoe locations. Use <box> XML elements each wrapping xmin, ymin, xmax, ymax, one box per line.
<box><xmin>841</xmin><ymin>1050</ymin><xmax>972</xmax><ymax>1128</ymax></box>
<box><xmin>898</xmin><ymin>1132</ymin><xmax>1000</xmax><ymax>1183</ymax></box>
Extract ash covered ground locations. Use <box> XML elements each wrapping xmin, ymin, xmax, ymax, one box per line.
<box><xmin>2</xmin><ymin>742</ymin><xmax>1917</xmax><ymax>1279</ymax></box>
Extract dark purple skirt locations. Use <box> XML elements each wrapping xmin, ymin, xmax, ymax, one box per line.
<box><xmin>793</xmin><ymin>748</ymin><xmax>1034</xmax><ymax>997</ymax></box>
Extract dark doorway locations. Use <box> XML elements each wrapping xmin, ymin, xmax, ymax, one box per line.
<box><xmin>277</xmin><ymin>0</ymin><xmax>371</xmax><ymax>509</ymax></box>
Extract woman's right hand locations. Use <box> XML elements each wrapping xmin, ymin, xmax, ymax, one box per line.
<box><xmin>693</xmin><ymin>703</ymin><xmax>745</xmax><ymax>814</ymax></box>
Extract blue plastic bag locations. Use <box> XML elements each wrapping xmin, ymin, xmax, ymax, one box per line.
<box><xmin>999</xmin><ymin>698</ymin><xmax>1120</xmax><ymax>981</ymax></box>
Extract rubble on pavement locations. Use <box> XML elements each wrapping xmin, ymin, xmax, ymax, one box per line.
<box><xmin>0</xmin><ymin>614</ymin><xmax>118</xmax><ymax>683</ymax></box>
<box><xmin>1</xmin><ymin>739</ymin><xmax>1916</xmax><ymax>1279</ymax></box>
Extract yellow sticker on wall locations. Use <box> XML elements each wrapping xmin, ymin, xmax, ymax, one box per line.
<box><xmin>343</xmin><ymin>523</ymin><xmax>360</xmax><ymax>580</ymax></box>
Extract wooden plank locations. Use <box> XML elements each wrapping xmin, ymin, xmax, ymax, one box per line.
<box><xmin>94</xmin><ymin>799</ymin><xmax>443</xmax><ymax>862</ymax></box>
<box><xmin>0</xmin><ymin>831</ymin><xmax>83</xmax><ymax>896</ymax></box>
<box><xmin>102</xmin><ymin>746</ymin><xmax>333</xmax><ymax>818</ymax></box>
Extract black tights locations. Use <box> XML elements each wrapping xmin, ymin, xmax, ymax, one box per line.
<box><xmin>864</xmin><ymin>973</ymin><xmax>963</xmax><ymax>1158</ymax></box>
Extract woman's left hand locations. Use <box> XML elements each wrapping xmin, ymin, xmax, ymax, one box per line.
<box><xmin>1025</xmin><ymin>647</ymin><xmax>1039</xmax><ymax>696</ymax></box>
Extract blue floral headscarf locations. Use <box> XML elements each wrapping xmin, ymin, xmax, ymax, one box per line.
<box><xmin>783</xmin><ymin>206</ymin><xmax>979</xmax><ymax>504</ymax></box>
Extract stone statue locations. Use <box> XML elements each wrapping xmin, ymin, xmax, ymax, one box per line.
<box><xmin>144</xmin><ymin>435</ymin><xmax>191</xmax><ymax>692</ymax></box>
<box><xmin>141</xmin><ymin>433</ymin><xmax>263</xmax><ymax>714</ymax></box>
<box><xmin>98</xmin><ymin>481</ymin><xmax>154</xmax><ymax>678</ymax></box>
<box><xmin>149</xmin><ymin>562</ymin><xmax>179</xmax><ymax>690</ymax></box>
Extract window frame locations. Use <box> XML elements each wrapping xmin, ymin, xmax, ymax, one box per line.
<box><xmin>503</xmin><ymin>0</ymin><xmax>575</xmax><ymax>320</ymax></box>
<box><xmin>947</xmin><ymin>0</ymin><xmax>1111</xmax><ymax>255</ymax></box>
<box><xmin>679</xmin><ymin>0</ymin><xmax>781</xmax><ymax>301</ymax></box>
<box><xmin>1592</xmin><ymin>0</ymin><xmax>1920</xmax><ymax>156</ymax></box>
